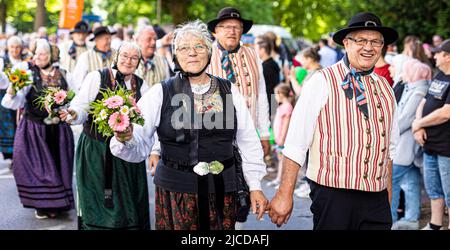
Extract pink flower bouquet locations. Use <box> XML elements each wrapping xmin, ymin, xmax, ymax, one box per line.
<box><xmin>34</xmin><ymin>87</ymin><xmax>75</xmax><ymax>125</ymax></box>
<box><xmin>89</xmin><ymin>86</ymin><xmax>144</xmax><ymax>138</ymax></box>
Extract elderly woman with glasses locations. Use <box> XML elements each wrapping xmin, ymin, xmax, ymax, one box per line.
<box><xmin>60</xmin><ymin>41</ymin><xmax>151</xmax><ymax>230</ymax></box>
<box><xmin>1</xmin><ymin>39</ymin><xmax>75</xmax><ymax>220</ymax></box>
<box><xmin>110</xmin><ymin>20</ymin><xmax>269</xmax><ymax>230</ymax></box>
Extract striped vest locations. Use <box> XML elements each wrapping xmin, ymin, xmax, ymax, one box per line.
<box><xmin>135</xmin><ymin>54</ymin><xmax>168</xmax><ymax>87</ymax></box>
<box><xmin>84</xmin><ymin>49</ymin><xmax>116</xmax><ymax>73</ymax></box>
<box><xmin>207</xmin><ymin>43</ymin><xmax>260</xmax><ymax>124</ymax></box>
<box><xmin>307</xmin><ymin>61</ymin><xmax>396</xmax><ymax>192</ymax></box>
<box><xmin>59</xmin><ymin>41</ymin><xmax>88</xmax><ymax>73</ymax></box>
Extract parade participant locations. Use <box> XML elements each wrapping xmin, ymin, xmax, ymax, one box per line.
<box><xmin>269</xmin><ymin>12</ymin><xmax>400</xmax><ymax>230</ymax></box>
<box><xmin>207</xmin><ymin>7</ymin><xmax>271</xmax><ymax>157</ymax></box>
<box><xmin>59</xmin><ymin>21</ymin><xmax>90</xmax><ymax>73</ymax></box>
<box><xmin>412</xmin><ymin>39</ymin><xmax>450</xmax><ymax>230</ymax></box>
<box><xmin>60</xmin><ymin>41</ymin><xmax>150</xmax><ymax>230</ymax></box>
<box><xmin>0</xmin><ymin>36</ymin><xmax>30</xmax><ymax>165</ymax></box>
<box><xmin>71</xmin><ymin>26</ymin><xmax>116</xmax><ymax>92</ymax></box>
<box><xmin>1</xmin><ymin>39</ymin><xmax>75</xmax><ymax>219</ymax></box>
<box><xmin>110</xmin><ymin>20</ymin><xmax>269</xmax><ymax>230</ymax></box>
<box><xmin>134</xmin><ymin>25</ymin><xmax>170</xmax><ymax>88</ymax></box>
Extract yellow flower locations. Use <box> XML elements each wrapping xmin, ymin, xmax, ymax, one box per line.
<box><xmin>9</xmin><ymin>74</ymin><xmax>19</xmax><ymax>83</ymax></box>
<box><xmin>20</xmin><ymin>70</ymin><xmax>27</xmax><ymax>76</ymax></box>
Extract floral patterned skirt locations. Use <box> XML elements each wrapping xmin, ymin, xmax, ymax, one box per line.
<box><xmin>155</xmin><ymin>186</ymin><xmax>237</xmax><ymax>230</ymax></box>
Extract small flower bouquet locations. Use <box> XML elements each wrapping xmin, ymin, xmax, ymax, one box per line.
<box><xmin>34</xmin><ymin>87</ymin><xmax>75</xmax><ymax>125</ymax></box>
<box><xmin>4</xmin><ymin>63</ymin><xmax>33</xmax><ymax>93</ymax></box>
<box><xmin>89</xmin><ymin>86</ymin><xmax>144</xmax><ymax>138</ymax></box>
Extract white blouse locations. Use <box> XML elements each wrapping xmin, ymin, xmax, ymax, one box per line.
<box><xmin>109</xmin><ymin>80</ymin><xmax>267</xmax><ymax>191</ymax></box>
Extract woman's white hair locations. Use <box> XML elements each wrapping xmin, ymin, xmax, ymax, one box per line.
<box><xmin>117</xmin><ymin>41</ymin><xmax>142</xmax><ymax>58</ymax></box>
<box><xmin>7</xmin><ymin>36</ymin><xmax>23</xmax><ymax>47</ymax></box>
<box><xmin>172</xmin><ymin>20</ymin><xmax>213</xmax><ymax>56</ymax></box>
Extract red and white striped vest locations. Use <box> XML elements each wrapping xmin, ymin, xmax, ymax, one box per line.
<box><xmin>207</xmin><ymin>44</ymin><xmax>260</xmax><ymax>124</ymax></box>
<box><xmin>307</xmin><ymin>61</ymin><xmax>396</xmax><ymax>192</ymax></box>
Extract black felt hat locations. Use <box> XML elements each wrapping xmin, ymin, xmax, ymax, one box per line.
<box><xmin>207</xmin><ymin>7</ymin><xmax>253</xmax><ymax>34</ymax></box>
<box><xmin>70</xmin><ymin>20</ymin><xmax>90</xmax><ymax>34</ymax></box>
<box><xmin>332</xmin><ymin>12</ymin><xmax>398</xmax><ymax>46</ymax></box>
<box><xmin>89</xmin><ymin>26</ymin><xmax>117</xmax><ymax>41</ymax></box>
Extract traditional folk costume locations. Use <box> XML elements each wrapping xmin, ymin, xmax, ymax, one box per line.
<box><xmin>71</xmin><ymin>47</ymin><xmax>116</xmax><ymax>92</ymax></box>
<box><xmin>69</xmin><ymin>67</ymin><xmax>150</xmax><ymax>230</ymax></box>
<box><xmin>1</xmin><ymin>62</ymin><xmax>75</xmax><ymax>214</ymax></box>
<box><xmin>59</xmin><ymin>40</ymin><xmax>89</xmax><ymax>73</ymax></box>
<box><xmin>207</xmin><ymin>43</ymin><xmax>270</xmax><ymax>138</ymax></box>
<box><xmin>0</xmin><ymin>54</ymin><xmax>25</xmax><ymax>158</ymax></box>
<box><xmin>135</xmin><ymin>54</ymin><xmax>170</xmax><ymax>88</ymax></box>
<box><xmin>110</xmin><ymin>73</ymin><xmax>266</xmax><ymax>230</ymax></box>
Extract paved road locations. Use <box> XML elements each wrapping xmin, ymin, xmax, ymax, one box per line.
<box><xmin>0</xmin><ymin>159</ymin><xmax>312</xmax><ymax>230</ymax></box>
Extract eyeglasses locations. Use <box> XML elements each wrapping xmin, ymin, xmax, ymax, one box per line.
<box><xmin>176</xmin><ymin>44</ymin><xmax>207</xmax><ymax>55</ymax></box>
<box><xmin>119</xmin><ymin>54</ymin><xmax>140</xmax><ymax>63</ymax></box>
<box><xmin>216</xmin><ymin>25</ymin><xmax>243</xmax><ymax>32</ymax></box>
<box><xmin>346</xmin><ymin>37</ymin><xmax>384</xmax><ymax>48</ymax></box>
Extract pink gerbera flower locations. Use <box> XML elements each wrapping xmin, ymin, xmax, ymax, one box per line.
<box><xmin>54</xmin><ymin>90</ymin><xmax>67</xmax><ymax>105</ymax></box>
<box><xmin>104</xmin><ymin>95</ymin><xmax>124</xmax><ymax>109</ymax></box>
<box><xmin>108</xmin><ymin>112</ymin><xmax>130</xmax><ymax>132</ymax></box>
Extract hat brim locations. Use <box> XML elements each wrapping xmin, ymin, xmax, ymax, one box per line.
<box><xmin>332</xmin><ymin>26</ymin><xmax>398</xmax><ymax>46</ymax></box>
<box><xmin>207</xmin><ymin>17</ymin><xmax>253</xmax><ymax>34</ymax></box>
<box><xmin>89</xmin><ymin>30</ymin><xmax>117</xmax><ymax>41</ymax></box>
<box><xmin>430</xmin><ymin>47</ymin><xmax>444</xmax><ymax>53</ymax></box>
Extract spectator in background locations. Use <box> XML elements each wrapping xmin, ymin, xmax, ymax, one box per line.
<box><xmin>111</xmin><ymin>24</ymin><xmax>124</xmax><ymax>51</ymax></box>
<box><xmin>385</xmin><ymin>43</ymin><xmax>398</xmax><ymax>65</ymax></box>
<box><xmin>265</xmin><ymin>31</ymin><xmax>288</xmax><ymax>83</ymax></box>
<box><xmin>318</xmin><ymin>38</ymin><xmax>337</xmax><ymax>68</ymax></box>
<box><xmin>391</xmin><ymin>59</ymin><xmax>431</xmax><ymax>230</ymax></box>
<box><xmin>432</xmin><ymin>35</ymin><xmax>443</xmax><ymax>49</ymax></box>
<box><xmin>375</xmin><ymin>45</ymin><xmax>394</xmax><ymax>86</ymax></box>
<box><xmin>37</xmin><ymin>26</ymin><xmax>48</xmax><ymax>40</ymax></box>
<box><xmin>413</xmin><ymin>39</ymin><xmax>450</xmax><ymax>230</ymax></box>
<box><xmin>328</xmin><ymin>32</ymin><xmax>344</xmax><ymax>62</ymax></box>
<box><xmin>290</xmin><ymin>46</ymin><xmax>321</xmax><ymax>97</ymax></box>
<box><xmin>255</xmin><ymin>34</ymin><xmax>280</xmax><ymax>116</ymax></box>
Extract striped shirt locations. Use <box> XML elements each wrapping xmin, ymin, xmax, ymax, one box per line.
<box><xmin>207</xmin><ymin>42</ymin><xmax>271</xmax><ymax>138</ymax></box>
<box><xmin>58</xmin><ymin>41</ymin><xmax>88</xmax><ymax>73</ymax></box>
<box><xmin>283</xmin><ymin>60</ymin><xmax>399</xmax><ymax>192</ymax></box>
<box><xmin>135</xmin><ymin>54</ymin><xmax>169</xmax><ymax>87</ymax></box>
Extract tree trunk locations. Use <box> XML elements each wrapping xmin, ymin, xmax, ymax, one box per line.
<box><xmin>0</xmin><ymin>0</ymin><xmax>7</xmax><ymax>33</ymax></box>
<box><xmin>34</xmin><ymin>0</ymin><xmax>46</xmax><ymax>31</ymax></box>
<box><xmin>162</xmin><ymin>0</ymin><xmax>191</xmax><ymax>25</ymax></box>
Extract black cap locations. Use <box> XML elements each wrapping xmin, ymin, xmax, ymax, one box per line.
<box><xmin>89</xmin><ymin>26</ymin><xmax>117</xmax><ymax>41</ymax></box>
<box><xmin>431</xmin><ymin>39</ymin><xmax>450</xmax><ymax>53</ymax></box>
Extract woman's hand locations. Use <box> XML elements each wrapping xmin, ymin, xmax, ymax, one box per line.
<box><xmin>59</xmin><ymin>109</ymin><xmax>77</xmax><ymax>124</ymax></box>
<box><xmin>114</xmin><ymin>125</ymin><xmax>134</xmax><ymax>143</ymax></box>
<box><xmin>250</xmin><ymin>190</ymin><xmax>270</xmax><ymax>221</ymax></box>
<box><xmin>6</xmin><ymin>86</ymin><xmax>16</xmax><ymax>96</ymax></box>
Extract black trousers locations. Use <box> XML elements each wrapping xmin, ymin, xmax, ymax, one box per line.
<box><xmin>308</xmin><ymin>180</ymin><xmax>392</xmax><ymax>230</ymax></box>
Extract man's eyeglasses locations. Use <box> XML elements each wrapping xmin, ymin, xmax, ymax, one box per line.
<box><xmin>176</xmin><ymin>44</ymin><xmax>208</xmax><ymax>55</ymax></box>
<box><xmin>216</xmin><ymin>25</ymin><xmax>243</xmax><ymax>32</ymax></box>
<box><xmin>119</xmin><ymin>54</ymin><xmax>140</xmax><ymax>63</ymax></box>
<box><xmin>346</xmin><ymin>37</ymin><xmax>384</xmax><ymax>48</ymax></box>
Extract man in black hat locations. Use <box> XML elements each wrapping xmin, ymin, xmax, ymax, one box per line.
<box><xmin>59</xmin><ymin>20</ymin><xmax>90</xmax><ymax>73</ymax></box>
<box><xmin>72</xmin><ymin>26</ymin><xmax>116</xmax><ymax>92</ymax></box>
<box><xmin>412</xmin><ymin>39</ymin><xmax>450</xmax><ymax>230</ymax></box>
<box><xmin>269</xmin><ymin>12</ymin><xmax>400</xmax><ymax>230</ymax></box>
<box><xmin>207</xmin><ymin>7</ymin><xmax>271</xmax><ymax>159</ymax></box>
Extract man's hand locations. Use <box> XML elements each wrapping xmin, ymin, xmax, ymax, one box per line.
<box><xmin>268</xmin><ymin>190</ymin><xmax>293</xmax><ymax>227</ymax></box>
<box><xmin>114</xmin><ymin>125</ymin><xmax>133</xmax><ymax>143</ymax></box>
<box><xmin>260</xmin><ymin>140</ymin><xmax>270</xmax><ymax>157</ymax></box>
<box><xmin>59</xmin><ymin>109</ymin><xmax>77</xmax><ymax>124</ymax></box>
<box><xmin>250</xmin><ymin>190</ymin><xmax>270</xmax><ymax>221</ymax></box>
<box><xmin>148</xmin><ymin>154</ymin><xmax>160</xmax><ymax>176</ymax></box>
<box><xmin>413</xmin><ymin>128</ymin><xmax>427</xmax><ymax>146</ymax></box>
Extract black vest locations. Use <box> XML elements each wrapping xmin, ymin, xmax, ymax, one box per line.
<box><xmin>82</xmin><ymin>68</ymin><xmax>144</xmax><ymax>142</ymax></box>
<box><xmin>154</xmin><ymin>73</ymin><xmax>238</xmax><ymax>194</ymax></box>
<box><xmin>24</xmin><ymin>64</ymin><xmax>69</xmax><ymax>123</ymax></box>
